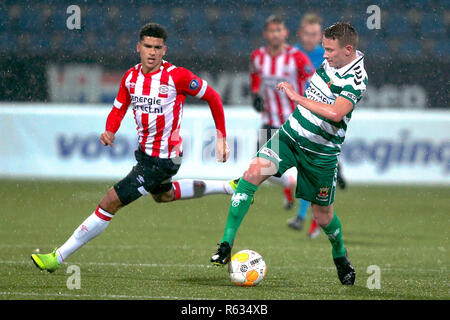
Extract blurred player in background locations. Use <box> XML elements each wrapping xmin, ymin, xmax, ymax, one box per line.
<box><xmin>295</xmin><ymin>13</ymin><xmax>325</xmax><ymax>69</ymax></box>
<box><xmin>31</xmin><ymin>23</ymin><xmax>235</xmax><ymax>272</ymax></box>
<box><xmin>250</xmin><ymin>15</ymin><xmax>314</xmax><ymax>210</ymax></box>
<box><xmin>287</xmin><ymin>13</ymin><xmax>347</xmax><ymax>237</ymax></box>
<box><xmin>212</xmin><ymin>22</ymin><xmax>367</xmax><ymax>286</ymax></box>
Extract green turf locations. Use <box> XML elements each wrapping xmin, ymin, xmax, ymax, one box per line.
<box><xmin>0</xmin><ymin>179</ymin><xmax>448</xmax><ymax>300</ymax></box>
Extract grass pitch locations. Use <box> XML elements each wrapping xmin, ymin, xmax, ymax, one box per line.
<box><xmin>0</xmin><ymin>180</ymin><xmax>448</xmax><ymax>300</ymax></box>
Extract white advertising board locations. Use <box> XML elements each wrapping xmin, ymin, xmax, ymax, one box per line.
<box><xmin>0</xmin><ymin>105</ymin><xmax>448</xmax><ymax>185</ymax></box>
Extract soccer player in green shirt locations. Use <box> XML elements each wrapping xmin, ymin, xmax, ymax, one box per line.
<box><xmin>211</xmin><ymin>22</ymin><xmax>368</xmax><ymax>285</ymax></box>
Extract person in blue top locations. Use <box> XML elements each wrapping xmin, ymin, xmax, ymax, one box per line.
<box><xmin>288</xmin><ymin>13</ymin><xmax>347</xmax><ymax>237</ymax></box>
<box><xmin>294</xmin><ymin>13</ymin><xmax>325</xmax><ymax>70</ymax></box>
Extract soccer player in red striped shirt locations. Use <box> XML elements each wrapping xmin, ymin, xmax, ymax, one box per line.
<box><xmin>250</xmin><ymin>15</ymin><xmax>314</xmax><ymax>210</ymax></box>
<box><xmin>31</xmin><ymin>23</ymin><xmax>233</xmax><ymax>272</ymax></box>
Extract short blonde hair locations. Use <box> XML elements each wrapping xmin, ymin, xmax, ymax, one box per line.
<box><xmin>300</xmin><ymin>13</ymin><xmax>323</xmax><ymax>28</ymax></box>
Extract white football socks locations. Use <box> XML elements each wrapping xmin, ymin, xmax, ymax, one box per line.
<box><xmin>55</xmin><ymin>180</ymin><xmax>234</xmax><ymax>263</ymax></box>
<box><xmin>56</xmin><ymin>206</ymin><xmax>113</xmax><ymax>264</ymax></box>
<box><xmin>173</xmin><ymin>179</ymin><xmax>234</xmax><ymax>200</ymax></box>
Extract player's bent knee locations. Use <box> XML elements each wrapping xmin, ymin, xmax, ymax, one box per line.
<box><xmin>152</xmin><ymin>195</ymin><xmax>163</xmax><ymax>203</ymax></box>
<box><xmin>311</xmin><ymin>203</ymin><xmax>333</xmax><ymax>226</ymax></box>
<box><xmin>243</xmin><ymin>164</ymin><xmax>274</xmax><ymax>186</ymax></box>
<box><xmin>242</xmin><ymin>170</ymin><xmax>255</xmax><ymax>183</ymax></box>
<box><xmin>243</xmin><ymin>169</ymin><xmax>263</xmax><ymax>186</ymax></box>
<box><xmin>152</xmin><ymin>194</ymin><xmax>165</xmax><ymax>203</ymax></box>
<box><xmin>152</xmin><ymin>190</ymin><xmax>174</xmax><ymax>203</ymax></box>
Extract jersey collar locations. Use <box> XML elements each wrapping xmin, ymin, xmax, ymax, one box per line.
<box><xmin>335</xmin><ymin>50</ymin><xmax>364</xmax><ymax>77</ymax></box>
<box><xmin>265</xmin><ymin>44</ymin><xmax>291</xmax><ymax>58</ymax></box>
<box><xmin>140</xmin><ymin>62</ymin><xmax>164</xmax><ymax>77</ymax></box>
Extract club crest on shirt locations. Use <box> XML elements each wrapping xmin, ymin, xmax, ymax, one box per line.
<box><xmin>327</xmin><ymin>80</ymin><xmax>333</xmax><ymax>89</ymax></box>
<box><xmin>189</xmin><ymin>79</ymin><xmax>199</xmax><ymax>90</ymax></box>
<box><xmin>159</xmin><ymin>85</ymin><xmax>169</xmax><ymax>94</ymax></box>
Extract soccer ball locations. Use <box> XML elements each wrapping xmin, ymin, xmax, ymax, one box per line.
<box><xmin>228</xmin><ymin>249</ymin><xmax>266</xmax><ymax>286</ymax></box>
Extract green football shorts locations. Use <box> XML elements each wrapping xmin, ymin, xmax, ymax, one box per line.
<box><xmin>256</xmin><ymin>128</ymin><xmax>338</xmax><ymax>206</ymax></box>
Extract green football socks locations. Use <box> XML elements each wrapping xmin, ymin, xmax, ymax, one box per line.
<box><xmin>321</xmin><ymin>212</ymin><xmax>346</xmax><ymax>258</ymax></box>
<box><xmin>221</xmin><ymin>178</ymin><xmax>258</xmax><ymax>245</ymax></box>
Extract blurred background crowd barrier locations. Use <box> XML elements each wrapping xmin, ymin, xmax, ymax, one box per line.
<box><xmin>0</xmin><ymin>105</ymin><xmax>449</xmax><ymax>184</ymax></box>
<box><xmin>0</xmin><ymin>0</ymin><xmax>449</xmax><ymax>108</ymax></box>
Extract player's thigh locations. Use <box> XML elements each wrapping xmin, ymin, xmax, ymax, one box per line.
<box><xmin>256</xmin><ymin>129</ymin><xmax>297</xmax><ymax>178</ymax></box>
<box><xmin>113</xmin><ymin>150</ymin><xmax>181</xmax><ymax>206</ymax></box>
<box><xmin>295</xmin><ymin>150</ymin><xmax>338</xmax><ymax>206</ymax></box>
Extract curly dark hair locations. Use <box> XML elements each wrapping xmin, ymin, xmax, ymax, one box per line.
<box><xmin>139</xmin><ymin>23</ymin><xmax>168</xmax><ymax>43</ymax></box>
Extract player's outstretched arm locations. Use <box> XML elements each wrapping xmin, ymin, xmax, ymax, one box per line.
<box><xmin>172</xmin><ymin>67</ymin><xmax>230</xmax><ymax>162</ymax></box>
<box><xmin>277</xmin><ymin>82</ymin><xmax>353</xmax><ymax>122</ymax></box>
<box><xmin>200</xmin><ymin>85</ymin><xmax>230</xmax><ymax>162</ymax></box>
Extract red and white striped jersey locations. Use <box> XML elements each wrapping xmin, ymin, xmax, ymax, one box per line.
<box><xmin>106</xmin><ymin>61</ymin><xmax>215</xmax><ymax>158</ymax></box>
<box><xmin>250</xmin><ymin>45</ymin><xmax>314</xmax><ymax>127</ymax></box>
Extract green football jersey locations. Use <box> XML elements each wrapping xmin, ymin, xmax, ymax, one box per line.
<box><xmin>281</xmin><ymin>50</ymin><xmax>368</xmax><ymax>156</ymax></box>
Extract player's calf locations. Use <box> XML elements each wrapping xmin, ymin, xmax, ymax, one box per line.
<box><xmin>99</xmin><ymin>187</ymin><xmax>123</xmax><ymax>214</ymax></box>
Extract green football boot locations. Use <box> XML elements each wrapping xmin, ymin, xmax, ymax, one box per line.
<box><xmin>229</xmin><ymin>178</ymin><xmax>254</xmax><ymax>204</ymax></box>
<box><xmin>31</xmin><ymin>248</ymin><xmax>61</xmax><ymax>273</ymax></box>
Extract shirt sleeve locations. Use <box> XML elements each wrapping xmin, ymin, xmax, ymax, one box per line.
<box><xmin>171</xmin><ymin>67</ymin><xmax>208</xmax><ymax>99</ymax></box>
<box><xmin>339</xmin><ymin>74</ymin><xmax>367</xmax><ymax>107</ymax></box>
<box><xmin>172</xmin><ymin>67</ymin><xmax>227</xmax><ymax>138</ymax></box>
